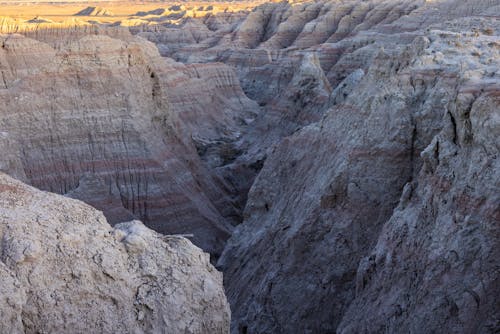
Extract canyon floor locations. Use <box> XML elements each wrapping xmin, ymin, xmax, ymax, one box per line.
<box><xmin>0</xmin><ymin>0</ymin><xmax>499</xmax><ymax>333</ymax></box>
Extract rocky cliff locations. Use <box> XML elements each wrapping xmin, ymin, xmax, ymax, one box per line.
<box><xmin>0</xmin><ymin>172</ymin><xmax>230</xmax><ymax>333</ymax></box>
<box><xmin>214</xmin><ymin>2</ymin><xmax>500</xmax><ymax>333</ymax></box>
<box><xmin>0</xmin><ymin>32</ymin><xmax>259</xmax><ymax>257</ymax></box>
<box><xmin>0</xmin><ymin>0</ymin><xmax>498</xmax><ymax>333</ymax></box>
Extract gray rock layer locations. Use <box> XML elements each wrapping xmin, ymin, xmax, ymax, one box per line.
<box><xmin>217</xmin><ymin>3</ymin><xmax>500</xmax><ymax>333</ymax></box>
<box><xmin>0</xmin><ymin>0</ymin><xmax>498</xmax><ymax>333</ymax></box>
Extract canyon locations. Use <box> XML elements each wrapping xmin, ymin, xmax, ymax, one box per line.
<box><xmin>0</xmin><ymin>0</ymin><xmax>499</xmax><ymax>333</ymax></box>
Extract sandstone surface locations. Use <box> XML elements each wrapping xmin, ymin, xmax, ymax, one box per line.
<box><xmin>0</xmin><ymin>172</ymin><xmax>230</xmax><ymax>333</ymax></box>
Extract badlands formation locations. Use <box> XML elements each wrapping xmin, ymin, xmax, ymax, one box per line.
<box><xmin>0</xmin><ymin>173</ymin><xmax>230</xmax><ymax>333</ymax></box>
<box><xmin>0</xmin><ymin>0</ymin><xmax>499</xmax><ymax>333</ymax></box>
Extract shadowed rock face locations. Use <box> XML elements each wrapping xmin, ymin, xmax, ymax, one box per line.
<box><xmin>0</xmin><ymin>172</ymin><xmax>230</xmax><ymax>333</ymax></box>
<box><xmin>220</xmin><ymin>27</ymin><xmax>499</xmax><ymax>331</ymax></box>
<box><xmin>135</xmin><ymin>0</ymin><xmax>432</xmax><ymax>210</ymax></box>
<box><xmin>134</xmin><ymin>0</ymin><xmax>500</xmax><ymax>332</ymax></box>
<box><xmin>213</xmin><ymin>2</ymin><xmax>499</xmax><ymax>333</ymax></box>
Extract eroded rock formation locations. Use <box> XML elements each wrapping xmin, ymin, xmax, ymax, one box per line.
<box><xmin>0</xmin><ymin>32</ymin><xmax>257</xmax><ymax>256</ymax></box>
<box><xmin>0</xmin><ymin>172</ymin><xmax>230</xmax><ymax>333</ymax></box>
<box><xmin>0</xmin><ymin>0</ymin><xmax>498</xmax><ymax>333</ymax></box>
<box><xmin>214</xmin><ymin>2</ymin><xmax>500</xmax><ymax>333</ymax></box>
<box><xmin>75</xmin><ymin>6</ymin><xmax>114</xmax><ymax>17</ymax></box>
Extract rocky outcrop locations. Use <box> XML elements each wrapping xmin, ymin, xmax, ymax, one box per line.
<box><xmin>337</xmin><ymin>24</ymin><xmax>500</xmax><ymax>333</ymax></box>
<box><xmin>0</xmin><ymin>172</ymin><xmax>230</xmax><ymax>333</ymax></box>
<box><xmin>0</xmin><ymin>16</ymin><xmax>91</xmax><ymax>35</ymax></box>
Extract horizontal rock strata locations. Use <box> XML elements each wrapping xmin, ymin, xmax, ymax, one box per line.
<box><xmin>0</xmin><ymin>0</ymin><xmax>498</xmax><ymax>333</ymax></box>
<box><xmin>0</xmin><ymin>32</ymin><xmax>258</xmax><ymax>256</ymax></box>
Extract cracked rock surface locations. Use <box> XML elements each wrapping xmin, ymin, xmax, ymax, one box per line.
<box><xmin>0</xmin><ymin>172</ymin><xmax>230</xmax><ymax>333</ymax></box>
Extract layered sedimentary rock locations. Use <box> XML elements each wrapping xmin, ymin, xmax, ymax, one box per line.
<box><xmin>135</xmin><ymin>0</ymin><xmax>432</xmax><ymax>207</ymax></box>
<box><xmin>99</xmin><ymin>5</ymin><xmax>500</xmax><ymax>332</ymax></box>
<box><xmin>337</xmin><ymin>23</ymin><xmax>500</xmax><ymax>334</ymax></box>
<box><xmin>0</xmin><ymin>172</ymin><xmax>230</xmax><ymax>333</ymax></box>
<box><xmin>0</xmin><ymin>32</ymin><xmax>257</xmax><ymax>256</ymax></box>
<box><xmin>0</xmin><ymin>0</ymin><xmax>499</xmax><ymax>333</ymax></box>
<box><xmin>214</xmin><ymin>1</ymin><xmax>499</xmax><ymax>333</ymax></box>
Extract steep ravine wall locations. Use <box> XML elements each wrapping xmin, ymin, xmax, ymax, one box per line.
<box><xmin>0</xmin><ymin>0</ymin><xmax>498</xmax><ymax>333</ymax></box>
<box><xmin>0</xmin><ymin>32</ymin><xmax>258</xmax><ymax>257</ymax></box>
<box><xmin>135</xmin><ymin>2</ymin><xmax>498</xmax><ymax>332</ymax></box>
<box><xmin>218</xmin><ymin>13</ymin><xmax>500</xmax><ymax>334</ymax></box>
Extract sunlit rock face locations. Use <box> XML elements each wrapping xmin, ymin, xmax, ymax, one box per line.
<box><xmin>75</xmin><ymin>6</ymin><xmax>114</xmax><ymax>16</ymax></box>
<box><xmin>0</xmin><ymin>32</ymin><xmax>258</xmax><ymax>257</ymax></box>
<box><xmin>0</xmin><ymin>172</ymin><xmax>230</xmax><ymax>333</ymax></box>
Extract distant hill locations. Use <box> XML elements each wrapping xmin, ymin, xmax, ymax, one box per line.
<box><xmin>74</xmin><ymin>6</ymin><xmax>114</xmax><ymax>16</ymax></box>
<box><xmin>135</xmin><ymin>8</ymin><xmax>166</xmax><ymax>17</ymax></box>
<box><xmin>1</xmin><ymin>0</ymin><xmax>123</xmax><ymax>2</ymax></box>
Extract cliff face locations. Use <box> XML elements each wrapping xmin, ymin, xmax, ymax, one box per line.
<box><xmin>209</xmin><ymin>1</ymin><xmax>498</xmax><ymax>333</ymax></box>
<box><xmin>0</xmin><ymin>32</ymin><xmax>257</xmax><ymax>256</ymax></box>
<box><xmin>0</xmin><ymin>0</ymin><xmax>498</xmax><ymax>333</ymax></box>
<box><xmin>0</xmin><ymin>172</ymin><xmax>230</xmax><ymax>333</ymax></box>
<box><xmin>136</xmin><ymin>0</ymin><xmax>431</xmax><ymax>211</ymax></box>
<box><xmin>337</xmin><ymin>18</ymin><xmax>500</xmax><ymax>333</ymax></box>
